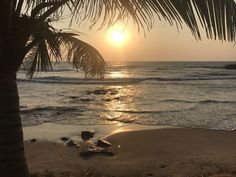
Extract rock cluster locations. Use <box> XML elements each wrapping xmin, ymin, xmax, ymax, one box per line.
<box><xmin>79</xmin><ymin>131</ymin><xmax>113</xmax><ymax>157</ymax></box>
<box><xmin>59</xmin><ymin>130</ymin><xmax>114</xmax><ymax>157</ymax></box>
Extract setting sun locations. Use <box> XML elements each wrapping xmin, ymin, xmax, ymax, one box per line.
<box><xmin>106</xmin><ymin>25</ymin><xmax>128</xmax><ymax>47</ymax></box>
<box><xmin>111</xmin><ymin>31</ymin><xmax>125</xmax><ymax>43</ymax></box>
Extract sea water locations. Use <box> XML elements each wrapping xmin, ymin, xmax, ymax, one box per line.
<box><xmin>17</xmin><ymin>62</ymin><xmax>236</xmax><ymax>131</ymax></box>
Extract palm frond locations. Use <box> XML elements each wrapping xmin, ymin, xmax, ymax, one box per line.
<box><xmin>23</xmin><ymin>17</ymin><xmax>106</xmax><ymax>79</ymax></box>
<box><xmin>24</xmin><ymin>0</ymin><xmax>236</xmax><ymax>41</ymax></box>
<box><xmin>170</xmin><ymin>0</ymin><xmax>236</xmax><ymax>41</ymax></box>
<box><xmin>57</xmin><ymin>32</ymin><xmax>106</xmax><ymax>78</ymax></box>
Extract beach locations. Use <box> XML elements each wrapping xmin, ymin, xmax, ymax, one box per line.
<box><xmin>19</xmin><ymin>62</ymin><xmax>236</xmax><ymax>176</ymax></box>
<box><xmin>25</xmin><ymin>127</ymin><xmax>236</xmax><ymax>177</ymax></box>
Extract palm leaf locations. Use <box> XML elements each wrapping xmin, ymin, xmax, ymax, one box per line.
<box><xmin>57</xmin><ymin>32</ymin><xmax>106</xmax><ymax>78</ymax></box>
<box><xmin>23</xmin><ymin>18</ymin><xmax>106</xmax><ymax>79</ymax></box>
<box><xmin>24</xmin><ymin>0</ymin><xmax>236</xmax><ymax>41</ymax></box>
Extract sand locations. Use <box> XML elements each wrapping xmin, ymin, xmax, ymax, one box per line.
<box><xmin>25</xmin><ymin>128</ymin><xmax>236</xmax><ymax>177</ymax></box>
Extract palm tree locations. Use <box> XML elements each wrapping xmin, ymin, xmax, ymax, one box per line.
<box><xmin>0</xmin><ymin>0</ymin><xmax>235</xmax><ymax>177</ymax></box>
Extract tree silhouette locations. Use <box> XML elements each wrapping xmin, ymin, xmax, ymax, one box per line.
<box><xmin>0</xmin><ymin>1</ymin><xmax>235</xmax><ymax>177</ymax></box>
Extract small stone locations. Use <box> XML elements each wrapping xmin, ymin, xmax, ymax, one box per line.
<box><xmin>81</xmin><ymin>131</ymin><xmax>95</xmax><ymax>140</ymax></box>
<box><xmin>96</xmin><ymin>140</ymin><xmax>112</xmax><ymax>148</ymax></box>
<box><xmin>30</xmin><ymin>139</ymin><xmax>37</xmax><ymax>143</ymax></box>
<box><xmin>60</xmin><ymin>137</ymin><xmax>69</xmax><ymax>141</ymax></box>
<box><xmin>67</xmin><ymin>140</ymin><xmax>77</xmax><ymax>147</ymax></box>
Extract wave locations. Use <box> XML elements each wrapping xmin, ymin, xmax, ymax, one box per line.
<box><xmin>199</xmin><ymin>100</ymin><xmax>236</xmax><ymax>104</ymax></box>
<box><xmin>17</xmin><ymin>75</ymin><xmax>236</xmax><ymax>85</ymax></box>
<box><xmin>97</xmin><ymin>109</ymin><xmax>185</xmax><ymax>115</ymax></box>
<box><xmin>20</xmin><ymin>106</ymin><xmax>83</xmax><ymax>113</ymax></box>
<box><xmin>161</xmin><ymin>99</ymin><xmax>236</xmax><ymax>104</ymax></box>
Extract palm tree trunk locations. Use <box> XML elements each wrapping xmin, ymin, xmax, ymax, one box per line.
<box><xmin>0</xmin><ymin>72</ymin><xmax>29</xmax><ymax>177</ymax></box>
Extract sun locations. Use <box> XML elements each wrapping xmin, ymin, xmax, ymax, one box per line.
<box><xmin>107</xmin><ymin>25</ymin><xmax>128</xmax><ymax>47</ymax></box>
<box><xmin>111</xmin><ymin>31</ymin><xmax>125</xmax><ymax>44</ymax></box>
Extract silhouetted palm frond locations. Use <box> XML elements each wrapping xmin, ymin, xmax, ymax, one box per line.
<box><xmin>23</xmin><ymin>18</ymin><xmax>105</xmax><ymax>79</ymax></box>
<box><xmin>57</xmin><ymin>33</ymin><xmax>106</xmax><ymax>78</ymax></box>
<box><xmin>23</xmin><ymin>0</ymin><xmax>236</xmax><ymax>41</ymax></box>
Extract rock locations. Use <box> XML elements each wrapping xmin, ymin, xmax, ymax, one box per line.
<box><xmin>30</xmin><ymin>138</ymin><xmax>37</xmax><ymax>143</ymax></box>
<box><xmin>224</xmin><ymin>64</ymin><xmax>236</xmax><ymax>69</ymax></box>
<box><xmin>60</xmin><ymin>137</ymin><xmax>69</xmax><ymax>141</ymax></box>
<box><xmin>81</xmin><ymin>131</ymin><xmax>95</xmax><ymax>140</ymax></box>
<box><xmin>96</xmin><ymin>140</ymin><xmax>112</xmax><ymax>148</ymax></box>
<box><xmin>67</xmin><ymin>140</ymin><xmax>77</xmax><ymax>147</ymax></box>
<box><xmin>79</xmin><ymin>144</ymin><xmax>114</xmax><ymax>157</ymax></box>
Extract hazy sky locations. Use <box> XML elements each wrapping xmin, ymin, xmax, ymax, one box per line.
<box><xmin>59</xmin><ymin>17</ymin><xmax>236</xmax><ymax>62</ymax></box>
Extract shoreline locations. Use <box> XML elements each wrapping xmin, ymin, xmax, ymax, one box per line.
<box><xmin>25</xmin><ymin>126</ymin><xmax>236</xmax><ymax>177</ymax></box>
<box><xmin>23</xmin><ymin>122</ymin><xmax>170</xmax><ymax>143</ymax></box>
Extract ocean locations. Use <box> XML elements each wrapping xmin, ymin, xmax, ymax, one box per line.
<box><xmin>17</xmin><ymin>61</ymin><xmax>236</xmax><ymax>131</ymax></box>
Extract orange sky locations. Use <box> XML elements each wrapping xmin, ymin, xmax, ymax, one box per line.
<box><xmin>58</xmin><ymin>19</ymin><xmax>236</xmax><ymax>62</ymax></box>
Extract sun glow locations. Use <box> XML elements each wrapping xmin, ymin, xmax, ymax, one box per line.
<box><xmin>111</xmin><ymin>31</ymin><xmax>125</xmax><ymax>43</ymax></box>
<box><xmin>107</xmin><ymin>25</ymin><xmax>128</xmax><ymax>47</ymax></box>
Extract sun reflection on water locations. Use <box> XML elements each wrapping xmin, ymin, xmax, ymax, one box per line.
<box><xmin>110</xmin><ymin>71</ymin><xmax>128</xmax><ymax>78</ymax></box>
<box><xmin>98</xmin><ymin>85</ymin><xmax>138</xmax><ymax>123</ymax></box>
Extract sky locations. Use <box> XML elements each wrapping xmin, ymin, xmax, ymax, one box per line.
<box><xmin>58</xmin><ymin>16</ymin><xmax>236</xmax><ymax>62</ymax></box>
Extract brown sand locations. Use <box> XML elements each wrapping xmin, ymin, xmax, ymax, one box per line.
<box><xmin>25</xmin><ymin>128</ymin><xmax>236</xmax><ymax>177</ymax></box>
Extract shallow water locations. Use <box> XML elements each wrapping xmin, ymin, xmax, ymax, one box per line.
<box><xmin>18</xmin><ymin>61</ymin><xmax>236</xmax><ymax>131</ymax></box>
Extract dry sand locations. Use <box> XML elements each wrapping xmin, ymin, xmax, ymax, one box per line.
<box><xmin>25</xmin><ymin>128</ymin><xmax>236</xmax><ymax>177</ymax></box>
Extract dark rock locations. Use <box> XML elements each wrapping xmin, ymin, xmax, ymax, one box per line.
<box><xmin>30</xmin><ymin>138</ymin><xmax>37</xmax><ymax>143</ymax></box>
<box><xmin>224</xmin><ymin>64</ymin><xmax>236</xmax><ymax>69</ymax></box>
<box><xmin>60</xmin><ymin>137</ymin><xmax>69</xmax><ymax>142</ymax></box>
<box><xmin>67</xmin><ymin>140</ymin><xmax>77</xmax><ymax>147</ymax></box>
<box><xmin>96</xmin><ymin>140</ymin><xmax>112</xmax><ymax>148</ymax></box>
<box><xmin>81</xmin><ymin>131</ymin><xmax>95</xmax><ymax>140</ymax></box>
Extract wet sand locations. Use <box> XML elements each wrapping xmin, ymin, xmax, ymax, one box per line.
<box><xmin>25</xmin><ymin>128</ymin><xmax>236</xmax><ymax>177</ymax></box>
